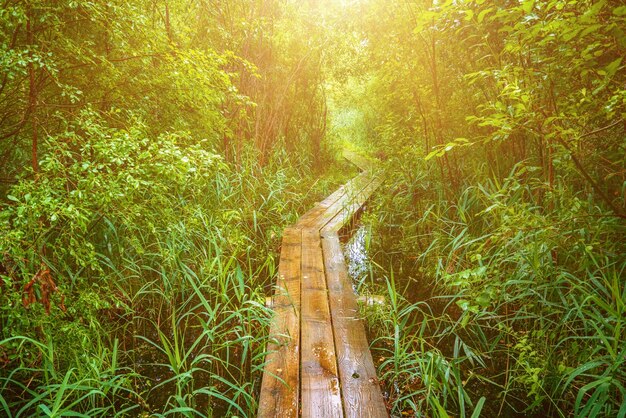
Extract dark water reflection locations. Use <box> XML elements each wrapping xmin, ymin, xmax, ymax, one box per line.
<box><xmin>343</xmin><ymin>224</ymin><xmax>370</xmax><ymax>289</ymax></box>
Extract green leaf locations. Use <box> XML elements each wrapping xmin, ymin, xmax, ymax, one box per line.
<box><xmin>562</xmin><ymin>360</ymin><xmax>604</xmax><ymax>392</ymax></box>
<box><xmin>471</xmin><ymin>397</ymin><xmax>486</xmax><ymax>418</ymax></box>
<box><xmin>457</xmin><ymin>299</ymin><xmax>479</xmax><ymax>313</ymax></box>
<box><xmin>476</xmin><ymin>293</ymin><xmax>491</xmax><ymax>307</ymax></box>
<box><xmin>477</xmin><ymin>7</ymin><xmax>493</xmax><ymax>23</ymax></box>
<box><xmin>580</xmin><ymin>24</ymin><xmax>603</xmax><ymax>38</ymax></box>
<box><xmin>562</xmin><ymin>27</ymin><xmax>582</xmax><ymax>42</ymax></box>
<box><xmin>521</xmin><ymin>0</ymin><xmax>535</xmax><ymax>13</ymax></box>
<box><xmin>614</xmin><ymin>6</ymin><xmax>626</xmax><ymax>16</ymax></box>
<box><xmin>575</xmin><ymin>378</ymin><xmax>611</xmax><ymax>414</ymax></box>
<box><xmin>456</xmin><ymin>299</ymin><xmax>470</xmax><ymax>311</ymax></box>
<box><xmin>617</xmin><ymin>400</ymin><xmax>626</xmax><ymax>418</ymax></box>
<box><xmin>605</xmin><ymin>57</ymin><xmax>623</xmax><ymax>78</ymax></box>
<box><xmin>430</xmin><ymin>397</ymin><xmax>450</xmax><ymax>418</ymax></box>
<box><xmin>6</xmin><ymin>195</ymin><xmax>19</xmax><ymax>202</ymax></box>
<box><xmin>425</xmin><ymin>148</ymin><xmax>441</xmax><ymax>161</ymax></box>
<box><xmin>38</xmin><ymin>404</ymin><xmax>53</xmax><ymax>416</ymax></box>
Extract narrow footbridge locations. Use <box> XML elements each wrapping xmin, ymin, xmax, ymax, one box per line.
<box><xmin>258</xmin><ymin>152</ymin><xmax>388</xmax><ymax>417</ymax></box>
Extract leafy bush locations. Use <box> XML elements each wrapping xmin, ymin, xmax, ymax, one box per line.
<box><xmin>364</xmin><ymin>153</ymin><xmax>625</xmax><ymax>417</ymax></box>
<box><xmin>0</xmin><ymin>108</ymin><xmax>322</xmax><ymax>416</ymax></box>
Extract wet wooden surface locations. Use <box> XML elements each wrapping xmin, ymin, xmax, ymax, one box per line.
<box><xmin>321</xmin><ymin>233</ymin><xmax>388</xmax><ymax>418</ymax></box>
<box><xmin>259</xmin><ymin>152</ymin><xmax>387</xmax><ymax>418</ymax></box>
<box><xmin>258</xmin><ymin>228</ymin><xmax>302</xmax><ymax>417</ymax></box>
<box><xmin>300</xmin><ymin>229</ymin><xmax>344</xmax><ymax>418</ymax></box>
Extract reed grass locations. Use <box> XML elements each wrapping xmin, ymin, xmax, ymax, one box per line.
<box><xmin>361</xmin><ymin>156</ymin><xmax>625</xmax><ymax>417</ymax></box>
<box><xmin>0</xmin><ymin>141</ymin><xmax>336</xmax><ymax>416</ymax></box>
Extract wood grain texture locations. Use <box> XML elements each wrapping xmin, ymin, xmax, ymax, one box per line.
<box><xmin>297</xmin><ymin>172</ymin><xmax>371</xmax><ymax>230</ymax></box>
<box><xmin>258</xmin><ymin>228</ymin><xmax>302</xmax><ymax>418</ymax></box>
<box><xmin>320</xmin><ymin>176</ymin><xmax>383</xmax><ymax>233</ymax></box>
<box><xmin>300</xmin><ymin>229</ymin><xmax>344</xmax><ymax>418</ymax></box>
<box><xmin>259</xmin><ymin>152</ymin><xmax>385</xmax><ymax>417</ymax></box>
<box><xmin>342</xmin><ymin>150</ymin><xmax>376</xmax><ymax>172</ymax></box>
<box><xmin>307</xmin><ymin>173</ymin><xmax>375</xmax><ymax>231</ymax></box>
<box><xmin>321</xmin><ymin>232</ymin><xmax>388</xmax><ymax>418</ymax></box>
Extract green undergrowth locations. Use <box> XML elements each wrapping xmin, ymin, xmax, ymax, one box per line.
<box><xmin>358</xmin><ymin>152</ymin><xmax>625</xmax><ymax>418</ymax></box>
<box><xmin>0</xmin><ymin>110</ymin><xmax>344</xmax><ymax>417</ymax></box>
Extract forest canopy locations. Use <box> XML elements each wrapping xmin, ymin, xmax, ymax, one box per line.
<box><xmin>1</xmin><ymin>0</ymin><xmax>625</xmax><ymax>417</ymax></box>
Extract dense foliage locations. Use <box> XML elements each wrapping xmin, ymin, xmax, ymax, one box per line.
<box><xmin>0</xmin><ymin>1</ymin><xmax>338</xmax><ymax>416</ymax></box>
<box><xmin>348</xmin><ymin>0</ymin><xmax>626</xmax><ymax>416</ymax></box>
<box><xmin>1</xmin><ymin>0</ymin><xmax>624</xmax><ymax>417</ymax></box>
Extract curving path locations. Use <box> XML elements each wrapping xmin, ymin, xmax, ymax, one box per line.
<box><xmin>258</xmin><ymin>151</ymin><xmax>388</xmax><ymax>418</ymax></box>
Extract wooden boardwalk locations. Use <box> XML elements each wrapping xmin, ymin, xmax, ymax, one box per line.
<box><xmin>258</xmin><ymin>152</ymin><xmax>388</xmax><ymax>418</ymax></box>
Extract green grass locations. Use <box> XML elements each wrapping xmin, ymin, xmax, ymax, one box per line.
<box><xmin>359</xmin><ymin>155</ymin><xmax>626</xmax><ymax>417</ymax></box>
<box><xmin>0</xmin><ymin>125</ymin><xmax>341</xmax><ymax>417</ymax></box>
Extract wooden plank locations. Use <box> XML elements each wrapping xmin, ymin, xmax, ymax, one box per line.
<box><xmin>297</xmin><ymin>171</ymin><xmax>370</xmax><ymax>227</ymax></box>
<box><xmin>296</xmin><ymin>172</ymin><xmax>372</xmax><ymax>229</ymax></box>
<box><xmin>320</xmin><ymin>176</ymin><xmax>383</xmax><ymax>233</ymax></box>
<box><xmin>343</xmin><ymin>150</ymin><xmax>375</xmax><ymax>172</ymax></box>
<box><xmin>298</xmin><ymin>150</ymin><xmax>376</xmax><ymax>230</ymax></box>
<box><xmin>258</xmin><ymin>228</ymin><xmax>302</xmax><ymax>418</ymax></box>
<box><xmin>321</xmin><ymin>232</ymin><xmax>388</xmax><ymax>418</ymax></box>
<box><xmin>296</xmin><ymin>186</ymin><xmax>347</xmax><ymax>228</ymax></box>
<box><xmin>300</xmin><ymin>229</ymin><xmax>344</xmax><ymax>418</ymax></box>
<box><xmin>307</xmin><ymin>173</ymin><xmax>376</xmax><ymax>231</ymax></box>
<box><xmin>260</xmin><ymin>151</ymin><xmax>384</xmax><ymax>417</ymax></box>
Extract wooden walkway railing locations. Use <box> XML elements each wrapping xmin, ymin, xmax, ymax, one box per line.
<box><xmin>258</xmin><ymin>152</ymin><xmax>388</xmax><ymax>418</ymax></box>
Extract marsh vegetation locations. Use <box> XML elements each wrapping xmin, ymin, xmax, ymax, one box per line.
<box><xmin>1</xmin><ymin>1</ymin><xmax>625</xmax><ymax>416</ymax></box>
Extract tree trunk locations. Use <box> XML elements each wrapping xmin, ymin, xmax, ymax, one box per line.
<box><xmin>27</xmin><ymin>5</ymin><xmax>38</xmax><ymax>174</ymax></box>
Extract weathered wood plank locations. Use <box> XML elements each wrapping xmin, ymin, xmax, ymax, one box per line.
<box><xmin>258</xmin><ymin>228</ymin><xmax>302</xmax><ymax>418</ymax></box>
<box><xmin>320</xmin><ymin>176</ymin><xmax>383</xmax><ymax>233</ymax></box>
<box><xmin>307</xmin><ymin>174</ymin><xmax>376</xmax><ymax>231</ymax></box>
<box><xmin>297</xmin><ymin>172</ymin><xmax>372</xmax><ymax>230</ymax></box>
<box><xmin>343</xmin><ymin>150</ymin><xmax>375</xmax><ymax>172</ymax></box>
<box><xmin>296</xmin><ymin>187</ymin><xmax>347</xmax><ymax>228</ymax></box>
<box><xmin>260</xmin><ymin>151</ymin><xmax>385</xmax><ymax>417</ymax></box>
<box><xmin>300</xmin><ymin>229</ymin><xmax>344</xmax><ymax>418</ymax></box>
<box><xmin>321</xmin><ymin>232</ymin><xmax>388</xmax><ymax>418</ymax></box>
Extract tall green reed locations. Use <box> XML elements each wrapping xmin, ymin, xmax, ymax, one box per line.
<box><xmin>363</xmin><ymin>156</ymin><xmax>625</xmax><ymax>416</ymax></box>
